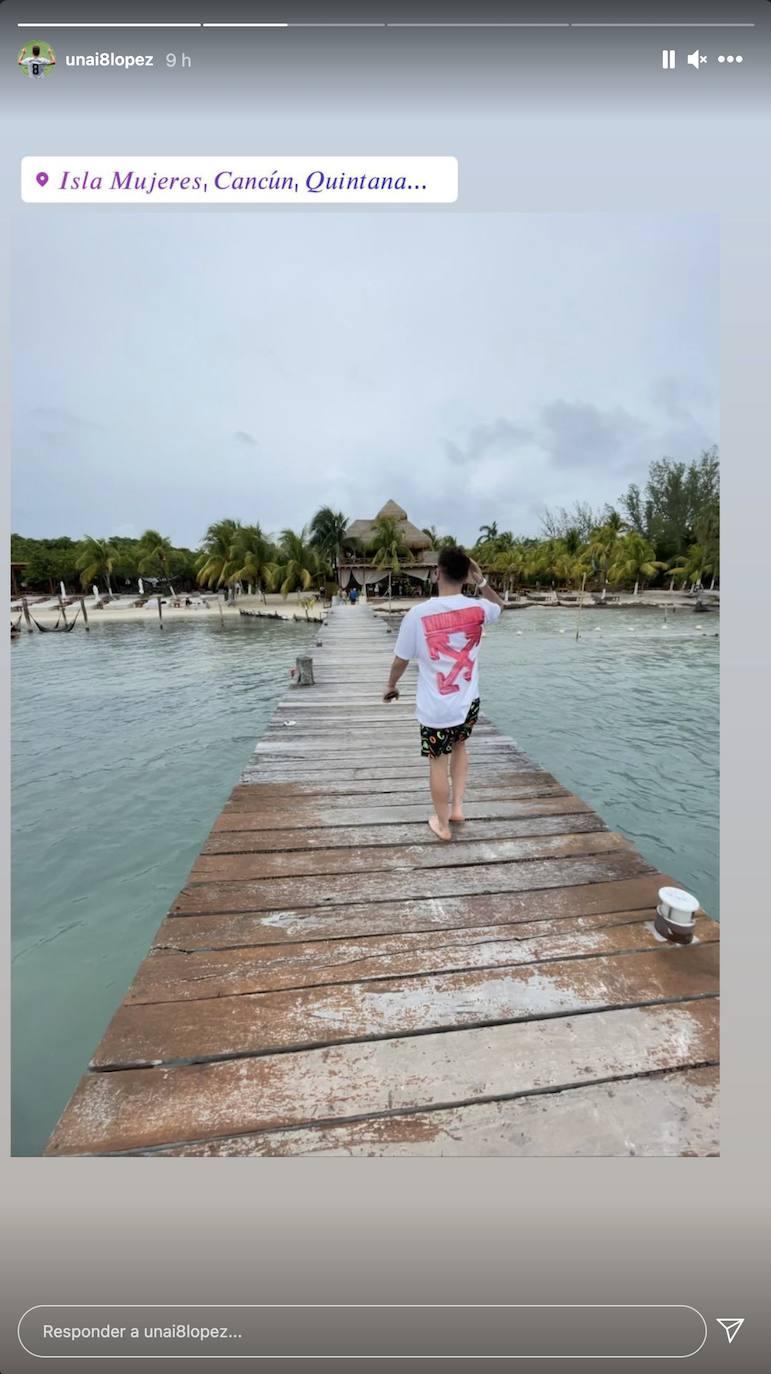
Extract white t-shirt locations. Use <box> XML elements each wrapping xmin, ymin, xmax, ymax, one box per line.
<box><xmin>21</xmin><ymin>56</ymin><xmax>53</xmax><ymax>77</ymax></box>
<box><xmin>394</xmin><ymin>594</ymin><xmax>502</xmax><ymax>728</ymax></box>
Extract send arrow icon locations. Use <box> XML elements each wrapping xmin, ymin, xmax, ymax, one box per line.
<box><xmin>716</xmin><ymin>1318</ymin><xmax>745</xmax><ymax>1344</ymax></box>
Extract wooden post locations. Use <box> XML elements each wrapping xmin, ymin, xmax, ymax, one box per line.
<box><xmin>21</xmin><ymin>596</ymin><xmax>33</xmax><ymax>633</ymax></box>
<box><xmin>79</xmin><ymin>597</ymin><xmax>90</xmax><ymax>631</ymax></box>
<box><xmin>218</xmin><ymin>595</ymin><xmax>225</xmax><ymax>627</ymax></box>
<box><xmin>157</xmin><ymin>595</ymin><xmax>164</xmax><ymax>630</ymax></box>
<box><xmin>575</xmin><ymin>574</ymin><xmax>586</xmax><ymax>642</ymax></box>
<box><xmin>58</xmin><ymin>595</ymin><xmax>68</xmax><ymax>627</ymax></box>
<box><xmin>295</xmin><ymin>655</ymin><xmax>315</xmax><ymax>686</ymax></box>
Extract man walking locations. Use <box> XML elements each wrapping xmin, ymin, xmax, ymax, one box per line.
<box><xmin>383</xmin><ymin>547</ymin><xmax>503</xmax><ymax>839</ymax></box>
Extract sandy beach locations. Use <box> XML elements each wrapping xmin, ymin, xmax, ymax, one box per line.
<box><xmin>11</xmin><ymin>586</ymin><xmax>718</xmax><ymax>630</ymax></box>
<box><xmin>10</xmin><ymin>592</ymin><xmax>326</xmax><ymax>628</ymax></box>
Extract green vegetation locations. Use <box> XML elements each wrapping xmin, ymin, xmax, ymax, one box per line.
<box><xmin>11</xmin><ymin>449</ymin><xmax>718</xmax><ymax>597</ymax></box>
<box><xmin>367</xmin><ymin>515</ymin><xmax>415</xmax><ymax>578</ymax></box>
<box><xmin>136</xmin><ymin>530</ymin><xmax>175</xmax><ymax>583</ymax></box>
<box><xmin>309</xmin><ymin>507</ymin><xmax>354</xmax><ymax>582</ymax></box>
<box><xmin>472</xmin><ymin>448</ymin><xmax>719</xmax><ymax>592</ymax></box>
<box><xmin>273</xmin><ymin>528</ymin><xmax>322</xmax><ymax>597</ymax></box>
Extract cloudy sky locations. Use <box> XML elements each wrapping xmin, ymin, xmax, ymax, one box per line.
<box><xmin>13</xmin><ymin>211</ymin><xmax>718</xmax><ymax>548</ymax></box>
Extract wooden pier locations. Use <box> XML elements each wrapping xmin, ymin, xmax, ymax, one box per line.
<box><xmin>47</xmin><ymin>606</ymin><xmax>719</xmax><ymax>1156</ymax></box>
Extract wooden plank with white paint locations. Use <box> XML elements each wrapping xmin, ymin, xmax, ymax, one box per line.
<box><xmin>146</xmin><ymin>1066</ymin><xmax>720</xmax><ymax>1158</ymax></box>
<box><xmin>189</xmin><ymin>829</ymin><xmax>628</xmax><ymax>883</ymax></box>
<box><xmin>47</xmin><ymin>1000</ymin><xmax>719</xmax><ymax>1155</ymax></box>
<box><xmin>152</xmin><ymin>872</ymin><xmax>678</xmax><ymax>950</ymax></box>
<box><xmin>92</xmin><ymin>943</ymin><xmax>719</xmax><ymax>1068</ymax></box>
<box><xmin>128</xmin><ymin>915</ymin><xmax>718</xmax><ymax>1004</ymax></box>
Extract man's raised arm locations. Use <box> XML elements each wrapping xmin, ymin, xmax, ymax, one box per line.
<box><xmin>467</xmin><ymin>558</ymin><xmax>504</xmax><ymax>607</ymax></box>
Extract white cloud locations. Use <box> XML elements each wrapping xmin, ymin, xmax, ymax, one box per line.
<box><xmin>13</xmin><ymin>212</ymin><xmax>718</xmax><ymax>545</ymax></box>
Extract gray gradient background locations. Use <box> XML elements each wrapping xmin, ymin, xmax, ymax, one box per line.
<box><xmin>1</xmin><ymin>0</ymin><xmax>769</xmax><ymax>1370</ymax></box>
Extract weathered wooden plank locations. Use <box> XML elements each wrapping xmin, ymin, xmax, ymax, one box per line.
<box><xmin>254</xmin><ymin>732</ymin><xmax>511</xmax><ymax>747</ymax></box>
<box><xmin>202</xmin><ymin>811</ymin><xmax>602</xmax><ymax>855</ymax></box>
<box><xmin>214</xmin><ymin>792</ymin><xmax>573</xmax><ymax>831</ymax></box>
<box><xmin>147</xmin><ymin>1066</ymin><xmax>720</xmax><ymax>1157</ymax></box>
<box><xmin>273</xmin><ymin>713</ymin><xmax>502</xmax><ymax>729</ymax></box>
<box><xmin>94</xmin><ymin>944</ymin><xmax>719</xmax><ymax>1068</ymax></box>
<box><xmin>190</xmin><ymin>830</ymin><xmax>628</xmax><ymax>884</ymax></box>
<box><xmin>229</xmin><ymin>777</ymin><xmax>563</xmax><ymax>803</ymax></box>
<box><xmin>235</xmin><ymin>772</ymin><xmax>555</xmax><ymax>798</ymax></box>
<box><xmin>173</xmin><ymin>850</ymin><xmax>654</xmax><ymax>916</ymax></box>
<box><xmin>246</xmin><ymin>761</ymin><xmax>530</xmax><ymax>780</ymax></box>
<box><xmin>155</xmin><ymin>872</ymin><xmax>675</xmax><ymax>949</ymax></box>
<box><xmin>262</xmin><ymin>717</ymin><xmax>502</xmax><ymax>732</ymax></box>
<box><xmin>47</xmin><ymin>1000</ymin><xmax>719</xmax><ymax>1155</ymax></box>
<box><xmin>244</xmin><ymin>750</ymin><xmax>527</xmax><ymax>771</ymax></box>
<box><xmin>129</xmin><ymin>915</ymin><xmax>718</xmax><ymax>1004</ymax></box>
<box><xmin>258</xmin><ymin>735</ymin><xmax>504</xmax><ymax>752</ymax></box>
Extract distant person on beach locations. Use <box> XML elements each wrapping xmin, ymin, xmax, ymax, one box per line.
<box><xmin>382</xmin><ymin>546</ymin><xmax>503</xmax><ymax>840</ymax></box>
<box><xmin>349</xmin><ymin>585</ymin><xmax>358</xmax><ymax>605</ymax></box>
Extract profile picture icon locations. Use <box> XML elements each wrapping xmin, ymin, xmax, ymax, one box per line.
<box><xmin>17</xmin><ymin>40</ymin><xmax>57</xmax><ymax>79</ymax></box>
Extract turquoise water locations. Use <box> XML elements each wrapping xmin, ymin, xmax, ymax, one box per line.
<box><xmin>11</xmin><ymin>607</ymin><xmax>718</xmax><ymax>1156</ymax></box>
<box><xmin>11</xmin><ymin>617</ymin><xmax>315</xmax><ymax>1156</ymax></box>
<box><xmin>483</xmin><ymin>606</ymin><xmax>718</xmax><ymax>922</ymax></box>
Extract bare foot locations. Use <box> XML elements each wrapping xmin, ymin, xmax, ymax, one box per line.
<box><xmin>449</xmin><ymin>809</ymin><xmax>465</xmax><ymax>823</ymax></box>
<box><xmin>428</xmin><ymin>814</ymin><xmax>452</xmax><ymax>841</ymax></box>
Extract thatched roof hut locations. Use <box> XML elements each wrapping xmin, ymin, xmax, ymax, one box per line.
<box><xmin>345</xmin><ymin>500</ymin><xmax>432</xmax><ymax>553</ymax></box>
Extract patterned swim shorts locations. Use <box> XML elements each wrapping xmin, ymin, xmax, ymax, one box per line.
<box><xmin>420</xmin><ymin>698</ymin><xmax>481</xmax><ymax>759</ymax></box>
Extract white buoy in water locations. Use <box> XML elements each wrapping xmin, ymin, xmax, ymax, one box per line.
<box><xmin>654</xmin><ymin>886</ymin><xmax>700</xmax><ymax>944</ymax></box>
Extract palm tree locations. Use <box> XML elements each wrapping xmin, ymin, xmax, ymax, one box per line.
<box><xmin>274</xmin><ymin>527</ymin><xmax>322</xmax><ymax>598</ymax></box>
<box><xmin>609</xmin><ymin>532</ymin><xmax>664</xmax><ymax>595</ymax></box>
<box><xmin>369</xmin><ymin>516</ymin><xmax>413</xmax><ymax>574</ymax></box>
<box><xmin>137</xmin><ymin>529</ymin><xmax>174</xmax><ymax>587</ymax></box>
<box><xmin>310</xmin><ymin>507</ymin><xmax>350</xmax><ymax>583</ymax></box>
<box><xmin>563</xmin><ymin>527</ymin><xmax>583</xmax><ymax>557</ymax></box>
<box><xmin>76</xmin><ymin>536</ymin><xmax>116</xmax><ymax>595</ymax></box>
<box><xmin>492</xmin><ymin>548</ymin><xmax>524</xmax><ymax>594</ymax></box>
<box><xmin>196</xmin><ymin>519</ymin><xmax>242</xmax><ymax>591</ymax></box>
<box><xmin>554</xmin><ymin>550</ymin><xmax>581</xmax><ymax>589</ymax></box>
<box><xmin>479</xmin><ymin>521</ymin><xmax>499</xmax><ymax>542</ymax></box>
<box><xmin>694</xmin><ymin>508</ymin><xmax>720</xmax><ymax>588</ymax></box>
<box><xmin>581</xmin><ymin>512</ymin><xmax>627</xmax><ymax>590</ymax></box>
<box><xmin>369</xmin><ymin>516</ymin><xmax>414</xmax><ymax>607</ymax></box>
<box><xmin>669</xmin><ymin>541</ymin><xmax>717</xmax><ymax>591</ymax></box>
<box><xmin>231</xmin><ymin>523</ymin><xmax>277</xmax><ymax>602</ymax></box>
<box><xmin>526</xmin><ymin>538</ymin><xmax>560</xmax><ymax>586</ymax></box>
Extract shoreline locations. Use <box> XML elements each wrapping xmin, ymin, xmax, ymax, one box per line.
<box><xmin>11</xmin><ymin>587</ymin><xmax>719</xmax><ymax>629</ymax></box>
<box><xmin>10</xmin><ymin>594</ymin><xmax>325</xmax><ymax>627</ymax></box>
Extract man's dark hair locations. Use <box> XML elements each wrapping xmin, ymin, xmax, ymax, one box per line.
<box><xmin>32</xmin><ymin>45</ymin><xmax>41</xmax><ymax>56</ymax></box>
<box><xmin>438</xmin><ymin>546</ymin><xmax>471</xmax><ymax>584</ymax></box>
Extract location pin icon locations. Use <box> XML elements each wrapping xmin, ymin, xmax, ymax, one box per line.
<box><xmin>36</xmin><ymin>171</ymin><xmax>48</xmax><ymax>187</ymax></box>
